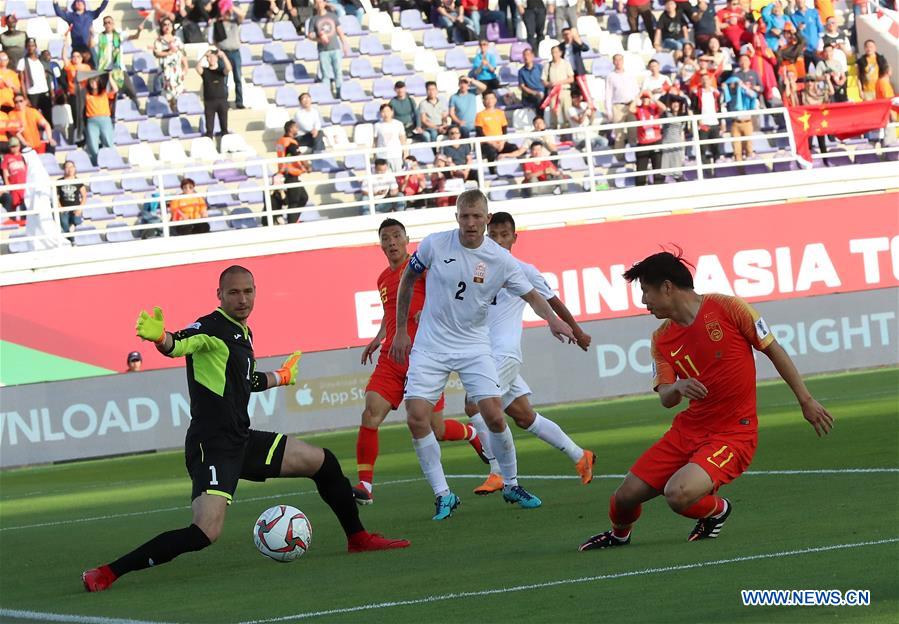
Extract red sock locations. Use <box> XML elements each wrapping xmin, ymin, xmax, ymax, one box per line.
<box><xmin>680</xmin><ymin>495</ymin><xmax>726</xmax><ymax>519</ymax></box>
<box><xmin>439</xmin><ymin>419</ymin><xmax>474</xmax><ymax>441</ymax></box>
<box><xmin>609</xmin><ymin>494</ymin><xmax>642</xmax><ymax>539</ymax></box>
<box><xmin>356</xmin><ymin>426</ymin><xmax>378</xmax><ymax>486</ymax></box>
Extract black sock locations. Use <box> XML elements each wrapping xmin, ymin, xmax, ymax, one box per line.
<box><xmin>108</xmin><ymin>523</ymin><xmax>211</xmax><ymax>578</ymax></box>
<box><xmin>312</xmin><ymin>448</ymin><xmax>364</xmax><ymax>538</ymax></box>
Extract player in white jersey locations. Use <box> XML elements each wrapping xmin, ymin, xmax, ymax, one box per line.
<box><xmin>389</xmin><ymin>190</ymin><xmax>576</xmax><ymax>520</ymax></box>
<box><xmin>465</xmin><ymin>212</ymin><xmax>597</xmax><ymax>495</ymax></box>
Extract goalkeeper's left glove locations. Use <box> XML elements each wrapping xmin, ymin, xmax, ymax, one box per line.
<box><xmin>275</xmin><ymin>351</ymin><xmax>302</xmax><ymax>386</ymax></box>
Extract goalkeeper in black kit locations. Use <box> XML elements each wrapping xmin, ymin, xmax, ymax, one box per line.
<box><xmin>82</xmin><ymin>265</ymin><xmax>410</xmax><ymax>592</ymax></box>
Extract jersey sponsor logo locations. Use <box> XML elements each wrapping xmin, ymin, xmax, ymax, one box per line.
<box><xmin>473</xmin><ymin>262</ymin><xmax>487</xmax><ymax>284</ymax></box>
<box><xmin>706</xmin><ymin>320</ymin><xmax>724</xmax><ymax>342</ymax></box>
<box><xmin>443</xmin><ymin>258</ymin><xmax>456</xmax><ymax>264</ymax></box>
<box><xmin>670</xmin><ymin>345</ymin><xmax>685</xmax><ymax>356</ymax></box>
<box><xmin>755</xmin><ymin>317</ymin><xmax>771</xmax><ymax>340</ymax></box>
<box><xmin>234</xmin><ymin>334</ymin><xmax>242</xmax><ymax>340</ymax></box>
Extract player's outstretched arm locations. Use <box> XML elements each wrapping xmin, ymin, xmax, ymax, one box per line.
<box><xmin>388</xmin><ymin>265</ymin><xmax>422</xmax><ymax>365</ymax></box>
<box><xmin>521</xmin><ymin>289</ymin><xmax>576</xmax><ymax>343</ymax></box>
<box><xmin>254</xmin><ymin>350</ymin><xmax>303</xmax><ymax>390</ymax></box>
<box><xmin>136</xmin><ymin>306</ymin><xmax>176</xmax><ymax>355</ymax></box>
<box><xmin>361</xmin><ymin>324</ymin><xmax>387</xmax><ymax>365</ymax></box>
<box><xmin>763</xmin><ymin>341</ymin><xmax>834</xmax><ymax>436</ymax></box>
<box><xmin>548</xmin><ymin>296</ymin><xmax>591</xmax><ymax>351</ymax></box>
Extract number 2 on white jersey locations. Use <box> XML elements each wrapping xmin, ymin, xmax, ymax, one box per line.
<box><xmin>454</xmin><ymin>281</ymin><xmax>466</xmax><ymax>300</ymax></box>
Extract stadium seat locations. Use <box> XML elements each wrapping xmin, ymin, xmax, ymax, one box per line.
<box><xmin>206</xmin><ymin>208</ymin><xmax>229</xmax><ymax>232</ymax></box>
<box><xmin>252</xmin><ymin>65</ymin><xmax>284</xmax><ymax>87</ymax></box>
<box><xmin>130</xmin><ymin>74</ymin><xmax>152</xmax><ymax>96</ymax></box>
<box><xmin>240</xmin><ymin>45</ymin><xmax>261</xmax><ymax>67</ymax></box>
<box><xmin>372</xmin><ymin>78</ymin><xmax>395</xmax><ymax>99</ymax></box>
<box><xmin>84</xmin><ymin>197</ymin><xmax>117</xmax><ymax>218</ymax></box>
<box><xmin>559</xmin><ymin>152</ymin><xmax>588</xmax><ymax>172</ymax></box>
<box><xmin>509</xmin><ymin>41</ymin><xmax>531</xmax><ymax>63</ymax></box>
<box><xmin>362</xmin><ymin>100</ymin><xmax>381</xmax><ymax>122</ymax></box>
<box><xmin>39</xmin><ymin>153</ymin><xmax>62</xmax><ymax>176</ymax></box>
<box><xmin>339</xmin><ymin>15</ymin><xmax>365</xmax><ymax>36</ymax></box>
<box><xmin>340</xmin><ymin>80</ymin><xmax>368</xmax><ymax>103</ymax></box>
<box><xmin>220</xmin><ymin>133</ymin><xmax>257</xmax><ymax>157</ymax></box>
<box><xmin>353</xmin><ymin>123</ymin><xmax>374</xmax><ymax>147</ymax></box>
<box><xmin>382</xmin><ymin>54</ymin><xmax>413</xmax><ymax>76</ymax></box>
<box><xmin>423</xmin><ymin>28</ymin><xmax>453</xmax><ymax>50</ymax></box>
<box><xmin>410</xmin><ymin>145</ymin><xmax>435</xmax><ymax>164</ymax></box>
<box><xmin>537</xmin><ymin>38</ymin><xmax>558</xmax><ymax>60</ymax></box>
<box><xmin>168</xmin><ymin>117</ymin><xmax>202</xmax><ymax>139</ymax></box>
<box><xmin>159</xmin><ymin>140</ymin><xmax>189</xmax><ymax>165</ymax></box>
<box><xmin>160</xmin><ymin>173</ymin><xmax>182</xmax><ymax>189</ymax></box>
<box><xmin>36</xmin><ymin>0</ymin><xmax>56</xmax><ymax>17</ymax></box>
<box><xmin>400</xmin><ymin>10</ymin><xmax>430</xmax><ymax>30</ymax></box>
<box><xmin>488</xmin><ymin>180</ymin><xmax>520</xmax><ymax>201</ymax></box>
<box><xmin>265</xmin><ymin>107</ymin><xmax>291</xmax><ymax>130</ymax></box>
<box><xmin>97</xmin><ymin>147</ymin><xmax>128</xmax><ymax>170</ymax></box>
<box><xmin>311</xmin><ymin>156</ymin><xmax>341</xmax><ymax>173</ymax></box>
<box><xmin>577</xmin><ymin>15</ymin><xmax>601</xmax><ymax>37</ymax></box>
<box><xmin>275</xmin><ymin>85</ymin><xmax>299</xmax><ymax>107</ymax></box>
<box><xmin>146</xmin><ymin>96</ymin><xmax>173</xmax><ymax>118</ymax></box>
<box><xmin>8</xmin><ymin>232</ymin><xmax>34</xmax><ymax>253</ymax></box>
<box><xmin>436</xmin><ymin>70</ymin><xmax>460</xmax><ymax>94</ymax></box>
<box><xmin>121</xmin><ymin>175</ymin><xmax>154</xmax><ymax>192</ymax></box>
<box><xmin>68</xmin><ymin>149</ymin><xmax>99</xmax><ymax>173</ymax></box>
<box><xmin>285</xmin><ymin>63</ymin><xmax>314</xmax><ymax>84</ymax></box>
<box><xmin>176</xmin><ymin>93</ymin><xmax>204</xmax><ymax>115</ymax></box>
<box><xmin>240</xmin><ymin>22</ymin><xmax>269</xmax><ymax>44</ymax></box>
<box><xmin>137</xmin><ymin>119</ymin><xmax>166</xmax><ymax>143</ymax></box>
<box><xmin>262</xmin><ymin>42</ymin><xmax>290</xmax><ymax>64</ymax></box>
<box><xmin>236</xmin><ymin>182</ymin><xmax>264</xmax><ymax>204</ymax></box>
<box><xmin>334</xmin><ymin>170</ymin><xmax>362</xmax><ymax>194</ymax></box>
<box><xmin>309</xmin><ymin>82</ymin><xmax>338</xmax><ymax>105</ymax></box>
<box><xmin>367</xmin><ymin>10</ymin><xmax>395</xmax><ymax>34</ymax></box>
<box><xmin>115</xmin><ymin>98</ymin><xmax>146</xmax><ymax>122</ymax></box>
<box><xmin>293</xmin><ymin>39</ymin><xmax>319</xmax><ymax>62</ymax></box>
<box><xmin>359</xmin><ymin>34</ymin><xmax>388</xmax><ymax>56</ymax></box>
<box><xmin>496</xmin><ymin>161</ymin><xmax>522</xmax><ymax>177</ymax></box>
<box><xmin>207</xmin><ymin>191</ymin><xmax>236</xmax><ymax>209</ymax></box>
<box><xmin>190</xmin><ymin>137</ymin><xmax>220</xmax><ymax>162</ymax></box>
<box><xmin>350</xmin><ymin>57</ymin><xmax>381</xmax><ymax>79</ymax></box>
<box><xmin>390</xmin><ymin>30</ymin><xmax>416</xmax><ymax>53</ymax></box>
<box><xmin>444</xmin><ymin>48</ymin><xmax>471</xmax><ymax>70</ymax></box>
<box><xmin>229</xmin><ymin>207</ymin><xmax>259</xmax><ymax>229</ymax></box>
<box><xmin>405</xmin><ymin>74</ymin><xmax>426</xmax><ymax>97</ymax></box>
<box><xmin>48</xmin><ymin>39</ymin><xmax>66</xmax><ymax>59</ymax></box>
<box><xmin>498</xmin><ymin>65</ymin><xmax>516</xmax><ymax>85</ymax></box>
<box><xmin>592</xmin><ymin>56</ymin><xmax>614</xmax><ymax>77</ymax></box>
<box><xmin>104</xmin><ymin>221</ymin><xmax>137</xmax><ymax>242</ymax></box>
<box><xmin>26</xmin><ymin>17</ymin><xmax>54</xmax><ymax>41</ymax></box>
<box><xmin>413</xmin><ymin>50</ymin><xmax>440</xmax><ymax>74</ymax></box>
<box><xmin>344</xmin><ymin>152</ymin><xmax>367</xmax><ymax>170</ymax></box>
<box><xmin>606</xmin><ymin>12</ymin><xmax>624</xmax><ymax>34</ymax></box>
<box><xmin>112</xmin><ymin>197</ymin><xmax>141</xmax><ymax>219</ymax></box>
<box><xmin>128</xmin><ymin>144</ymin><xmax>158</xmax><ymax>169</ymax></box>
<box><xmin>272</xmin><ymin>20</ymin><xmax>302</xmax><ymax>42</ymax></box>
<box><xmin>130</xmin><ymin>52</ymin><xmax>158</xmax><ymax>73</ymax></box>
<box><xmin>330</xmin><ymin>103</ymin><xmax>357</xmax><ymax>125</ymax></box>
<box><xmin>114</xmin><ymin>121</ymin><xmax>138</xmax><ymax>144</ymax></box>
<box><xmin>322</xmin><ymin>125</ymin><xmax>351</xmax><ymax>150</ymax></box>
<box><xmin>73</xmin><ymin>224</ymin><xmax>105</xmax><ymax>246</ymax></box>
<box><xmin>89</xmin><ymin>178</ymin><xmax>122</xmax><ymax>196</ymax></box>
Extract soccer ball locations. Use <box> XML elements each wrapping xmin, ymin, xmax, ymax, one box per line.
<box><xmin>253</xmin><ymin>504</ymin><xmax>312</xmax><ymax>562</ymax></box>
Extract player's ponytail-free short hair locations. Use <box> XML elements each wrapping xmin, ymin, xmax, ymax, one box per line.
<box><xmin>623</xmin><ymin>251</ymin><xmax>694</xmax><ymax>289</ymax></box>
<box><xmin>456</xmin><ymin>189</ymin><xmax>488</xmax><ymax>214</ymax></box>
<box><xmin>219</xmin><ymin>265</ymin><xmax>254</xmax><ymax>287</ymax></box>
<box><xmin>378</xmin><ymin>218</ymin><xmax>405</xmax><ymax>234</ymax></box>
<box><xmin>489</xmin><ymin>211</ymin><xmax>516</xmax><ymax>232</ymax></box>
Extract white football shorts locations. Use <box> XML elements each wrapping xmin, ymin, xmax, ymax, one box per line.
<box><xmin>495</xmin><ymin>356</ymin><xmax>532</xmax><ymax>409</ymax></box>
<box><xmin>405</xmin><ymin>349</ymin><xmax>501</xmax><ymax>405</ymax></box>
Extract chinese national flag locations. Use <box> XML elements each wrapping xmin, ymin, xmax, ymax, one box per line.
<box><xmin>788</xmin><ymin>99</ymin><xmax>894</xmax><ymax>166</ymax></box>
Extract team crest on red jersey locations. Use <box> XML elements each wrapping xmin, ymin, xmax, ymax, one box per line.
<box><xmin>473</xmin><ymin>262</ymin><xmax>486</xmax><ymax>284</ymax></box>
<box><xmin>706</xmin><ymin>320</ymin><xmax>724</xmax><ymax>342</ymax></box>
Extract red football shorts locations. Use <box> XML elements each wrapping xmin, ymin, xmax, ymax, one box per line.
<box><xmin>366</xmin><ymin>352</ymin><xmax>445</xmax><ymax>412</ymax></box>
<box><xmin>630</xmin><ymin>424</ymin><xmax>757</xmax><ymax>491</ymax></box>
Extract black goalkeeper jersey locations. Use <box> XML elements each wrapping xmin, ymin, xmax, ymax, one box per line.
<box><xmin>168</xmin><ymin>308</ymin><xmax>269</xmax><ymax>448</ymax></box>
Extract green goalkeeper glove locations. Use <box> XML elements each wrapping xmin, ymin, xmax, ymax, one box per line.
<box><xmin>275</xmin><ymin>350</ymin><xmax>303</xmax><ymax>386</ymax></box>
<box><xmin>136</xmin><ymin>307</ymin><xmax>166</xmax><ymax>343</ymax></box>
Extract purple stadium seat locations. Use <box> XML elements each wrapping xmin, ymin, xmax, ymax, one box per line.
<box><xmin>97</xmin><ymin>147</ymin><xmax>128</xmax><ymax>170</ymax></box>
<box><xmin>8</xmin><ymin>232</ymin><xmax>33</xmax><ymax>253</ymax></box>
<box><xmin>112</xmin><ymin>198</ymin><xmax>141</xmax><ymax>218</ymax></box>
<box><xmin>176</xmin><ymin>93</ymin><xmax>204</xmax><ymax>115</ymax></box>
<box><xmin>338</xmin><ymin>15</ymin><xmax>364</xmax><ymax>36</ymax></box>
<box><xmin>90</xmin><ymin>179</ymin><xmax>122</xmax><ymax>196</ymax></box>
<box><xmin>559</xmin><ymin>152</ymin><xmax>587</xmax><ymax>171</ymax></box>
<box><xmin>5</xmin><ymin>1</ymin><xmax>33</xmax><ymax>17</ymax></box>
<box><xmin>114</xmin><ymin>121</ymin><xmax>138</xmax><ymax>145</ymax></box>
<box><xmin>410</xmin><ymin>145</ymin><xmax>435</xmax><ymax>164</ymax></box>
<box><xmin>330</xmin><ymin>103</ymin><xmax>356</xmax><ymax>125</ymax></box>
<box><xmin>309</xmin><ymin>82</ymin><xmax>338</xmax><ymax>105</ymax></box>
<box><xmin>592</xmin><ymin>57</ymin><xmax>614</xmax><ymax>77</ymax></box>
<box><xmin>121</xmin><ymin>40</ymin><xmax>142</xmax><ymax>54</ymax></box>
<box><xmin>207</xmin><ymin>192</ymin><xmax>236</xmax><ymax>209</ymax></box>
<box><xmin>161</xmin><ymin>174</ymin><xmax>182</xmax><ymax>189</ymax></box>
<box><xmin>130</xmin><ymin>52</ymin><xmax>158</xmax><ymax>73</ymax></box>
<box><xmin>294</xmin><ymin>39</ymin><xmax>318</xmax><ymax>62</ymax></box>
<box><xmin>253</xmin><ymin>65</ymin><xmax>284</xmax><ymax>87</ymax></box>
<box><xmin>350</xmin><ymin>57</ymin><xmax>380</xmax><ymax>79</ymax></box>
<box><xmin>405</xmin><ymin>74</ymin><xmax>426</xmax><ymax>96</ymax></box>
<box><xmin>311</xmin><ymin>156</ymin><xmax>341</xmax><ymax>173</ymax></box>
<box><xmin>39</xmin><ymin>153</ymin><xmax>62</xmax><ymax>176</ymax></box>
<box><xmin>509</xmin><ymin>41</ymin><xmax>531</xmax><ymax>63</ymax></box>
<box><xmin>372</xmin><ymin>78</ymin><xmax>394</xmax><ymax>99</ymax></box>
<box><xmin>334</xmin><ymin>171</ymin><xmax>362</xmax><ymax>194</ymax></box>
<box><xmin>285</xmin><ymin>63</ymin><xmax>314</xmax><ymax>84</ymax></box>
<box><xmin>73</xmin><ymin>224</ymin><xmax>105</xmax><ymax>246</ymax></box>
<box><xmin>240</xmin><ymin>45</ymin><xmax>261</xmax><ymax>67</ymax></box>
<box><xmin>168</xmin><ymin>117</ymin><xmax>201</xmax><ymax>139</ymax></box>
<box><xmin>651</xmin><ymin>52</ymin><xmax>676</xmax><ymax>74</ymax></box>
<box><xmin>606</xmin><ymin>12</ymin><xmax>623</xmax><ymax>34</ymax></box>
<box><xmin>444</xmin><ymin>48</ymin><xmax>471</xmax><ymax>70</ymax></box>
<box><xmin>36</xmin><ymin>0</ymin><xmax>56</xmax><ymax>17</ymax></box>
<box><xmin>359</xmin><ymin>34</ymin><xmax>388</xmax><ymax>56</ymax></box>
<box><xmin>83</xmin><ymin>201</ymin><xmax>113</xmax><ymax>220</ymax></box>
<box><xmin>382</xmin><ymin>54</ymin><xmax>413</xmax><ymax>76</ymax></box>
<box><xmin>105</xmin><ymin>222</ymin><xmax>137</xmax><ymax>242</ymax></box>
<box><xmin>498</xmin><ymin>65</ymin><xmax>516</xmax><ymax>85</ymax></box>
<box><xmin>400</xmin><ymin>9</ymin><xmax>430</xmax><ymax>30</ymax></box>
<box><xmin>206</xmin><ymin>208</ymin><xmax>229</xmax><ymax>232</ymax></box>
<box><xmin>362</xmin><ymin>100</ymin><xmax>381</xmax><ymax>122</ymax></box>
<box><xmin>48</xmin><ymin>39</ymin><xmax>66</xmax><ymax>59</ymax></box>
<box><xmin>488</xmin><ymin>180</ymin><xmax>520</xmax><ymax>201</ymax></box>
<box><xmin>115</xmin><ymin>98</ymin><xmax>146</xmax><ymax>122</ymax></box>
<box><xmin>215</xmin><ymin>167</ymin><xmax>248</xmax><ymax>183</ymax></box>
<box><xmin>340</xmin><ymin>80</ymin><xmax>368</xmax><ymax>103</ymax></box>
<box><xmin>237</xmin><ymin>183</ymin><xmax>264</xmax><ymax>205</ymax></box>
<box><xmin>423</xmin><ymin>29</ymin><xmax>453</xmax><ymax>50</ymax></box>
<box><xmin>198</xmin><ymin>114</ymin><xmax>224</xmax><ymax>137</ymax></box>
<box><xmin>262</xmin><ymin>42</ymin><xmax>289</xmax><ymax>64</ymax></box>
<box><xmin>131</xmin><ymin>0</ymin><xmax>152</xmax><ymax>9</ymax></box>
<box><xmin>229</xmin><ymin>207</ymin><xmax>259</xmax><ymax>229</ymax></box>
<box><xmin>273</xmin><ymin>20</ymin><xmax>302</xmax><ymax>42</ymax></box>
<box><xmin>122</xmin><ymin>177</ymin><xmax>154</xmax><ymax>192</ymax></box>
<box><xmin>240</xmin><ymin>22</ymin><xmax>269</xmax><ymax>44</ymax></box>
<box><xmin>344</xmin><ymin>153</ymin><xmax>366</xmax><ymax>170</ymax></box>
<box><xmin>138</xmin><ymin>120</ymin><xmax>166</xmax><ymax>142</ymax></box>
<box><xmin>130</xmin><ymin>74</ymin><xmax>152</xmax><ymax>96</ymax></box>
<box><xmin>276</xmin><ymin>85</ymin><xmax>300</xmax><ymax>107</ymax></box>
<box><xmin>146</xmin><ymin>96</ymin><xmax>173</xmax><ymax>117</ymax></box>
<box><xmin>68</xmin><ymin>149</ymin><xmax>99</xmax><ymax>173</ymax></box>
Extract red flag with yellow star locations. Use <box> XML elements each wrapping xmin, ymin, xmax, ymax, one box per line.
<box><xmin>788</xmin><ymin>100</ymin><xmax>894</xmax><ymax>166</ymax></box>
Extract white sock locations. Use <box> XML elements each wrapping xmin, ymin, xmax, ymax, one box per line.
<box><xmin>412</xmin><ymin>432</ymin><xmax>449</xmax><ymax>497</ymax></box>
<box><xmin>470</xmin><ymin>413</ymin><xmax>501</xmax><ymax>474</ymax></box>
<box><xmin>527</xmin><ymin>413</ymin><xmax>583</xmax><ymax>463</ymax></box>
<box><xmin>488</xmin><ymin>424</ymin><xmax>519</xmax><ymax>487</ymax></box>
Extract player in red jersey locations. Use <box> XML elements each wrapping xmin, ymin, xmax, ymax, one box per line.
<box><xmin>353</xmin><ymin>218</ymin><xmax>485</xmax><ymax>504</ymax></box>
<box><xmin>579</xmin><ymin>251</ymin><xmax>833</xmax><ymax>550</ymax></box>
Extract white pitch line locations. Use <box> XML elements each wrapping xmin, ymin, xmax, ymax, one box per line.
<box><xmin>237</xmin><ymin>537</ymin><xmax>899</xmax><ymax>623</ymax></box>
<box><xmin>2</xmin><ymin>469</ymin><xmax>896</xmax><ymax>532</ymax></box>
<box><xmin>0</xmin><ymin>608</ymin><xmax>175</xmax><ymax>624</ymax></box>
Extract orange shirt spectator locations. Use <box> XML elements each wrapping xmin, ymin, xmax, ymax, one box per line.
<box><xmin>64</xmin><ymin>58</ymin><xmax>91</xmax><ymax>95</ymax></box>
<box><xmin>170</xmin><ymin>195</ymin><xmax>207</xmax><ymax>221</ymax></box>
<box><xmin>9</xmin><ymin>96</ymin><xmax>53</xmax><ymax>153</ymax></box>
<box><xmin>85</xmin><ymin>91</ymin><xmax>111</xmax><ymax>118</ymax></box>
<box><xmin>475</xmin><ymin>106</ymin><xmax>507</xmax><ymax>137</ymax></box>
<box><xmin>0</xmin><ymin>56</ymin><xmax>20</xmax><ymax>109</ymax></box>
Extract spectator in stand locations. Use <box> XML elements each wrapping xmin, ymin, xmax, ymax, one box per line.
<box><xmin>41</xmin><ymin>49</ymin><xmax>64</xmax><ymax>95</ymax></box>
<box><xmin>418</xmin><ymin>80</ymin><xmax>450</xmax><ymax>143</ymax></box>
<box><xmin>62</xmin><ymin>43</ymin><xmax>90</xmax><ymax>144</ymax></box>
<box><xmin>152</xmin><ymin>0</ymin><xmax>185</xmax><ymax>26</ymax></box>
<box><xmin>687</xmin><ymin>55</ymin><xmax>719</xmax><ymax>91</ymax></box>
<box><xmin>761</xmin><ymin>1</ymin><xmax>787</xmax><ymax>52</ymax></box>
<box><xmin>170</xmin><ymin>178</ymin><xmax>211</xmax><ymax>236</ymax></box>
<box><xmin>789</xmin><ymin>0</ymin><xmax>823</xmax><ymax>67</ymax></box>
<box><xmin>723</xmin><ymin>54</ymin><xmax>761</xmax><ymax>166</ymax></box>
<box><xmin>449</xmin><ymin>76</ymin><xmax>479</xmax><ymax>138</ymax></box>
<box><xmin>531</xmin><ymin>115</ymin><xmax>561</xmax><ymax>153</ymax></box>
<box><xmin>549</xmin><ymin>0</ymin><xmax>578</xmax><ymax>36</ymax></box>
<box><xmin>179</xmin><ymin>0</ymin><xmax>214</xmax><ymax>43</ymax></box>
<box><xmin>470</xmin><ymin>40</ymin><xmax>501</xmax><ymax>92</ymax></box>
<box><xmin>476</xmin><ymin>90</ymin><xmax>519</xmax><ymax>163</ymax></box>
<box><xmin>659</xmin><ymin>94</ymin><xmax>688</xmax><ymax>181</ymax></box>
<box><xmin>96</xmin><ymin>16</ymin><xmax>141</xmax><ymax>117</ymax></box>
<box><xmin>0</xmin><ymin>16</ymin><xmax>27</xmax><ymax>69</ymax></box>
<box><xmin>518</xmin><ymin>48</ymin><xmax>545</xmax><ymax>112</ymax></box>
<box><xmin>375</xmin><ymin>103</ymin><xmax>407</xmax><ymax>172</ymax></box>
<box><xmin>778</xmin><ymin>23</ymin><xmax>807</xmax><ymax>80</ymax></box>
<box><xmin>52</xmin><ymin>92</ymin><xmax>73</xmax><ymax>143</ymax></box>
<box><xmin>820</xmin><ymin>16</ymin><xmax>852</xmax><ymax>62</ymax></box>
<box><xmin>213</xmin><ymin>0</ymin><xmax>245</xmax><ymax>110</ymax></box>
<box><xmin>294</xmin><ymin>92</ymin><xmax>325</xmax><ymax>152</ymax></box>
<box><xmin>690</xmin><ymin>0</ymin><xmax>720</xmax><ymax>52</ymax></box>
<box><xmin>677</xmin><ymin>41</ymin><xmax>699</xmax><ymax>84</ymax></box>
<box><xmin>138</xmin><ymin>192</ymin><xmax>163</xmax><ymax>237</ymax></box>
<box><xmin>154</xmin><ymin>17</ymin><xmax>188</xmax><ymax>113</ymax></box>
<box><xmin>432</xmin><ymin>0</ymin><xmax>477</xmax><ymax>45</ymax></box>
<box><xmin>440</xmin><ymin>125</ymin><xmax>475</xmax><ymax>180</ymax></box>
<box><xmin>428</xmin><ymin>153</ymin><xmax>451</xmax><ymax>207</ymax></box>
<box><xmin>706</xmin><ymin>36</ymin><xmax>734</xmax><ymax>74</ymax></box>
<box><xmin>655</xmin><ymin>0</ymin><xmax>691</xmax><ymax>54</ymax></box>
<box><xmin>459</xmin><ymin>0</ymin><xmax>483</xmax><ymax>38</ymax></box>
<box><xmin>815</xmin><ymin>44</ymin><xmax>847</xmax><ymax>102</ymax></box>
<box><xmin>18</xmin><ymin>38</ymin><xmax>53</xmax><ymax>124</ymax></box>
<box><xmin>568</xmin><ymin>91</ymin><xmax>609</xmax><ymax>153</ymax></box>
<box><xmin>857</xmin><ymin>39</ymin><xmax>891</xmax><ymax>101</ymax></box>
<box><xmin>0</xmin><ymin>52</ymin><xmax>21</xmax><ymax>112</ymax></box>
<box><xmin>397</xmin><ymin>155</ymin><xmax>427</xmax><ymax>208</ymax></box>
<box><xmin>275</xmin><ymin>121</ymin><xmax>311</xmax><ymax>223</ymax></box>
<box><xmin>620</xmin><ymin>0</ymin><xmax>656</xmax><ymax>38</ymax></box>
<box><xmin>629</xmin><ymin>91</ymin><xmax>666</xmax><ymax>186</ymax></box>
<box><xmin>53</xmin><ymin>1</ymin><xmax>110</xmax><ymax>53</ymax></box>
<box><xmin>1</xmin><ymin>136</ymin><xmax>27</xmax><ymax>223</ymax></box>
<box><xmin>84</xmin><ymin>76</ymin><xmax>115</xmax><ymax>166</ymax></box>
<box><xmin>311</xmin><ymin>0</ymin><xmax>349</xmax><ymax>100</ymax></box>
<box><xmin>605</xmin><ymin>53</ymin><xmax>639</xmax><ymax>157</ymax></box>
<box><xmin>198</xmin><ymin>47</ymin><xmax>232</xmax><ymax>138</ymax></box>
<box><xmin>10</xmin><ymin>94</ymin><xmax>55</xmax><ymax>154</ymax></box>
<box><xmin>390</xmin><ymin>81</ymin><xmax>422</xmax><ymax>139</ymax></box>
<box><xmin>643</xmin><ymin>59</ymin><xmax>672</xmax><ymax>96</ymax></box>
<box><xmin>716</xmin><ymin>0</ymin><xmax>747</xmax><ymax>50</ymax></box>
<box><xmin>367</xmin><ymin>158</ymin><xmax>404</xmax><ymax>212</ymax></box>
<box><xmin>126</xmin><ymin>352</ymin><xmax>143</xmax><ymax>372</ymax></box>
<box><xmin>541</xmin><ymin>45</ymin><xmax>574</xmax><ymax>129</ymax></box>
<box><xmin>520</xmin><ymin>0</ymin><xmax>547</xmax><ymax>53</ymax></box>
<box><xmin>691</xmin><ymin>73</ymin><xmax>724</xmax><ymax>171</ymax></box>
<box><xmin>57</xmin><ymin>159</ymin><xmax>86</xmax><ymax>233</ymax></box>
<box><xmin>560</xmin><ymin>28</ymin><xmax>594</xmax><ymax>110</ymax></box>
<box><xmin>521</xmin><ymin>140</ymin><xmax>564</xmax><ymax>197</ymax></box>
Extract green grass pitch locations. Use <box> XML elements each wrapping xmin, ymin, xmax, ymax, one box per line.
<box><xmin>1</xmin><ymin>368</ymin><xmax>897</xmax><ymax>623</ymax></box>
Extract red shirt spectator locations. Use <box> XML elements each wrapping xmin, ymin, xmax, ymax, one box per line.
<box><xmin>717</xmin><ymin>0</ymin><xmax>747</xmax><ymax>49</ymax></box>
<box><xmin>632</xmin><ymin>93</ymin><xmax>663</xmax><ymax>145</ymax></box>
<box><xmin>1</xmin><ymin>137</ymin><xmax>28</xmax><ymax>213</ymax></box>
